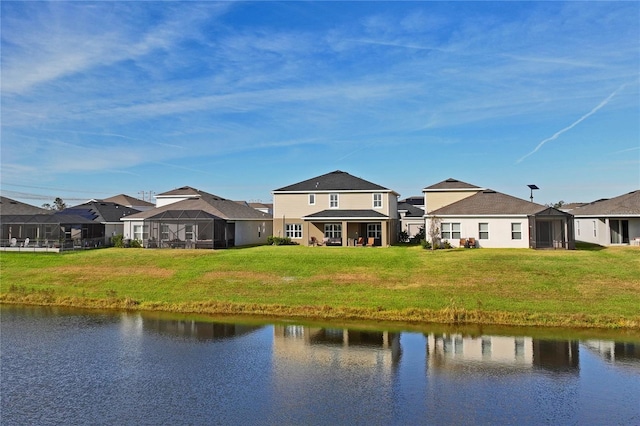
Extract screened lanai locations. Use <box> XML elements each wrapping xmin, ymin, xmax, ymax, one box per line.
<box><xmin>1</xmin><ymin>214</ymin><xmax>102</xmax><ymax>249</ymax></box>
<box><xmin>144</xmin><ymin>210</ymin><xmax>236</xmax><ymax>249</ymax></box>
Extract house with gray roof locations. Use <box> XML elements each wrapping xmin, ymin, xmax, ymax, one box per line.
<box><xmin>423</xmin><ymin>181</ymin><xmax>574</xmax><ymax>249</ymax></box>
<box><xmin>121</xmin><ymin>186</ymin><xmax>272</xmax><ymax>248</ymax></box>
<box><xmin>1</xmin><ymin>196</ymin><xmax>101</xmax><ymax>251</ymax></box>
<box><xmin>100</xmin><ymin>194</ymin><xmax>155</xmax><ymax>211</ymax></box>
<box><xmin>569</xmin><ymin>190</ymin><xmax>640</xmax><ymax>246</ymax></box>
<box><xmin>61</xmin><ymin>201</ymin><xmax>141</xmax><ymax>245</ymax></box>
<box><xmin>272</xmin><ymin>170</ymin><xmax>399</xmax><ymax>246</ymax></box>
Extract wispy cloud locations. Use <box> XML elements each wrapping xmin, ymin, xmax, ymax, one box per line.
<box><xmin>516</xmin><ymin>84</ymin><xmax>628</xmax><ymax>163</ymax></box>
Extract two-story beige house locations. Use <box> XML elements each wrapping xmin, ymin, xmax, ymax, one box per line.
<box><xmin>272</xmin><ymin>170</ymin><xmax>399</xmax><ymax>246</ymax></box>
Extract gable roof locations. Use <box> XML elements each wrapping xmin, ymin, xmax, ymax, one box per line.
<box><xmin>423</xmin><ymin>178</ymin><xmax>482</xmax><ymax>191</ymax></box>
<box><xmin>1</xmin><ymin>196</ymin><xmax>50</xmax><ymax>215</ymax></box>
<box><xmin>274</xmin><ymin>170</ymin><xmax>395</xmax><ymax>193</ymax></box>
<box><xmin>398</xmin><ymin>202</ymin><xmax>424</xmax><ymax>218</ymax></box>
<box><xmin>156</xmin><ymin>186</ymin><xmax>226</xmax><ymax>199</ymax></box>
<box><xmin>428</xmin><ymin>189</ymin><xmax>569</xmax><ymax>216</ymax></box>
<box><xmin>62</xmin><ymin>202</ymin><xmax>141</xmax><ymax>223</ymax></box>
<box><xmin>570</xmin><ymin>190</ymin><xmax>640</xmax><ymax>216</ymax></box>
<box><xmin>101</xmin><ymin>194</ymin><xmax>154</xmax><ymax>207</ymax></box>
<box><xmin>124</xmin><ymin>195</ymin><xmax>271</xmax><ymax>221</ymax></box>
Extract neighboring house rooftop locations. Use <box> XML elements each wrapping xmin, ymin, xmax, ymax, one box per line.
<box><xmin>125</xmin><ymin>193</ymin><xmax>271</xmax><ymax>221</ymax></box>
<box><xmin>101</xmin><ymin>194</ymin><xmax>154</xmax><ymax>208</ymax></box>
<box><xmin>274</xmin><ymin>170</ymin><xmax>395</xmax><ymax>193</ymax></box>
<box><xmin>62</xmin><ymin>202</ymin><xmax>141</xmax><ymax>223</ymax></box>
<box><xmin>156</xmin><ymin>186</ymin><xmax>226</xmax><ymax>200</ymax></box>
<box><xmin>399</xmin><ymin>196</ymin><xmax>424</xmax><ymax>207</ymax></box>
<box><xmin>429</xmin><ymin>189</ymin><xmax>567</xmax><ymax>216</ymax></box>
<box><xmin>569</xmin><ymin>190</ymin><xmax>640</xmax><ymax>216</ymax></box>
<box><xmin>398</xmin><ymin>202</ymin><xmax>424</xmax><ymax>218</ymax></box>
<box><xmin>423</xmin><ymin>178</ymin><xmax>482</xmax><ymax>191</ymax></box>
<box><xmin>0</xmin><ymin>196</ymin><xmax>50</xmax><ymax>215</ymax></box>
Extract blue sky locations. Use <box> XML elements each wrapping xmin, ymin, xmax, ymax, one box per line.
<box><xmin>2</xmin><ymin>1</ymin><xmax>638</xmax><ymax>207</ymax></box>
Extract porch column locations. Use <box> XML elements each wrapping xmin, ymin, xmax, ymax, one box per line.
<box><xmin>341</xmin><ymin>221</ymin><xmax>348</xmax><ymax>246</ymax></box>
<box><xmin>381</xmin><ymin>221</ymin><xmax>388</xmax><ymax>246</ymax></box>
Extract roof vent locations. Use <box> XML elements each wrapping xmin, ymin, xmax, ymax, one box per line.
<box><xmin>445</xmin><ymin>178</ymin><xmax>458</xmax><ymax>183</ymax></box>
<box><xmin>483</xmin><ymin>190</ymin><xmax>496</xmax><ymax>194</ymax></box>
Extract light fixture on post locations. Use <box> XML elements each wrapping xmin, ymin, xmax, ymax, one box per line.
<box><xmin>527</xmin><ymin>184</ymin><xmax>539</xmax><ymax>203</ymax></box>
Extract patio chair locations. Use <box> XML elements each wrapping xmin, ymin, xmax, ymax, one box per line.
<box><xmin>460</xmin><ymin>238</ymin><xmax>467</xmax><ymax>248</ymax></box>
<box><xmin>310</xmin><ymin>236</ymin><xmax>323</xmax><ymax>246</ymax></box>
<box><xmin>468</xmin><ymin>238</ymin><xmax>476</xmax><ymax>248</ymax></box>
<box><xmin>10</xmin><ymin>238</ymin><xmax>17</xmax><ymax>247</ymax></box>
<box><xmin>355</xmin><ymin>237</ymin><xmax>364</xmax><ymax>246</ymax></box>
<box><xmin>367</xmin><ymin>237</ymin><xmax>375</xmax><ymax>247</ymax></box>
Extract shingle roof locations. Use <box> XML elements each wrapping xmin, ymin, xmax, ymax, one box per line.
<box><xmin>398</xmin><ymin>202</ymin><xmax>424</xmax><ymax>218</ymax></box>
<box><xmin>124</xmin><ymin>196</ymin><xmax>271</xmax><ymax>221</ymax></box>
<box><xmin>1</xmin><ymin>196</ymin><xmax>50</xmax><ymax>215</ymax></box>
<box><xmin>428</xmin><ymin>190</ymin><xmax>567</xmax><ymax>216</ymax></box>
<box><xmin>101</xmin><ymin>194</ymin><xmax>154</xmax><ymax>207</ymax></box>
<box><xmin>303</xmin><ymin>209</ymin><xmax>389</xmax><ymax>219</ymax></box>
<box><xmin>63</xmin><ymin>202</ymin><xmax>141</xmax><ymax>223</ymax></box>
<box><xmin>1</xmin><ymin>213</ymin><xmax>96</xmax><ymax>225</ymax></box>
<box><xmin>423</xmin><ymin>178</ymin><xmax>482</xmax><ymax>191</ymax></box>
<box><xmin>274</xmin><ymin>170</ymin><xmax>392</xmax><ymax>192</ymax></box>
<box><xmin>157</xmin><ymin>186</ymin><xmax>226</xmax><ymax>199</ymax></box>
<box><xmin>570</xmin><ymin>190</ymin><xmax>640</xmax><ymax>216</ymax></box>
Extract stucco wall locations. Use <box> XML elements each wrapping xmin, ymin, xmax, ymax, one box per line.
<box><xmin>233</xmin><ymin>220</ymin><xmax>273</xmax><ymax>246</ymax></box>
<box><xmin>426</xmin><ymin>216</ymin><xmax>531</xmax><ymax>248</ymax></box>
<box><xmin>424</xmin><ymin>190</ymin><xmax>480</xmax><ymax>213</ymax></box>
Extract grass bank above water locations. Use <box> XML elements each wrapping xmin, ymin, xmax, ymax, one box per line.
<box><xmin>1</xmin><ymin>245</ymin><xmax>639</xmax><ymax>329</ymax></box>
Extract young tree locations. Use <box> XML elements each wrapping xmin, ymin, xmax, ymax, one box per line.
<box><xmin>427</xmin><ymin>216</ymin><xmax>441</xmax><ymax>250</ymax></box>
<box><xmin>53</xmin><ymin>197</ymin><xmax>67</xmax><ymax>211</ymax></box>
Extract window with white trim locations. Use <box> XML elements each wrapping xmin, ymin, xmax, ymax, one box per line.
<box><xmin>373</xmin><ymin>193</ymin><xmax>382</xmax><ymax>209</ymax></box>
<box><xmin>324</xmin><ymin>223</ymin><xmax>342</xmax><ymax>239</ymax></box>
<box><xmin>133</xmin><ymin>225</ymin><xmax>148</xmax><ymax>241</ymax></box>
<box><xmin>511</xmin><ymin>223</ymin><xmax>522</xmax><ymax>240</ymax></box>
<box><xmin>185</xmin><ymin>225</ymin><xmax>194</xmax><ymax>241</ymax></box>
<box><xmin>161</xmin><ymin>224</ymin><xmax>170</xmax><ymax>240</ymax></box>
<box><xmin>329</xmin><ymin>193</ymin><xmax>339</xmax><ymax>208</ymax></box>
<box><xmin>576</xmin><ymin>220</ymin><xmax>580</xmax><ymax>237</ymax></box>
<box><xmin>367</xmin><ymin>223</ymin><xmax>381</xmax><ymax>238</ymax></box>
<box><xmin>285</xmin><ymin>223</ymin><xmax>302</xmax><ymax>239</ymax></box>
<box><xmin>593</xmin><ymin>221</ymin><xmax>597</xmax><ymax>237</ymax></box>
<box><xmin>479</xmin><ymin>223</ymin><xmax>489</xmax><ymax>240</ymax></box>
<box><xmin>308</xmin><ymin>194</ymin><xmax>315</xmax><ymax>205</ymax></box>
<box><xmin>441</xmin><ymin>223</ymin><xmax>460</xmax><ymax>239</ymax></box>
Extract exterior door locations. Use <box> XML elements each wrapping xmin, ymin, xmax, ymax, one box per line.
<box><xmin>536</xmin><ymin>221</ymin><xmax>552</xmax><ymax>248</ymax></box>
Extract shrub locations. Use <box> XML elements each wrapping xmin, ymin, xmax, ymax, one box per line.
<box><xmin>398</xmin><ymin>231</ymin><xmax>409</xmax><ymax>243</ymax></box>
<box><xmin>129</xmin><ymin>239</ymin><xmax>143</xmax><ymax>248</ymax></box>
<box><xmin>267</xmin><ymin>236</ymin><xmax>297</xmax><ymax>246</ymax></box>
<box><xmin>111</xmin><ymin>234</ymin><xmax>125</xmax><ymax>248</ymax></box>
<box><xmin>420</xmin><ymin>239</ymin><xmax>431</xmax><ymax>250</ymax></box>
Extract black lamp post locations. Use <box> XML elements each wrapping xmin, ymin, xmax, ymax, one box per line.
<box><xmin>527</xmin><ymin>184</ymin><xmax>539</xmax><ymax>202</ymax></box>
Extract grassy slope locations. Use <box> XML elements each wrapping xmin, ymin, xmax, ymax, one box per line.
<box><xmin>1</xmin><ymin>245</ymin><xmax>639</xmax><ymax>328</ymax></box>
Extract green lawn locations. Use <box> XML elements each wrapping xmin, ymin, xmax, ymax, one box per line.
<box><xmin>1</xmin><ymin>244</ymin><xmax>639</xmax><ymax>328</ymax></box>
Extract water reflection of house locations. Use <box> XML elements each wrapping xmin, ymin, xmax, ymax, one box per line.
<box><xmin>427</xmin><ymin>334</ymin><xmax>579</xmax><ymax>373</ymax></box>
<box><xmin>273</xmin><ymin>326</ymin><xmax>402</xmax><ymax>368</ymax></box>
<box><xmin>142</xmin><ymin>318</ymin><xmax>263</xmax><ymax>341</ymax></box>
<box><xmin>583</xmin><ymin>340</ymin><xmax>640</xmax><ymax>369</ymax></box>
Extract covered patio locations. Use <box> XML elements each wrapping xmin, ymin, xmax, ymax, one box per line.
<box><xmin>529</xmin><ymin>208</ymin><xmax>575</xmax><ymax>249</ymax></box>
<box><xmin>144</xmin><ymin>210</ymin><xmax>235</xmax><ymax>249</ymax></box>
<box><xmin>302</xmin><ymin>210</ymin><xmax>395</xmax><ymax>246</ymax></box>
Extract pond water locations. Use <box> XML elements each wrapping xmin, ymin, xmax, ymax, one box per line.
<box><xmin>1</xmin><ymin>305</ymin><xmax>639</xmax><ymax>425</ymax></box>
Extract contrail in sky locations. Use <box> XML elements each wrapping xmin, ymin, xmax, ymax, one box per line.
<box><xmin>517</xmin><ymin>84</ymin><xmax>626</xmax><ymax>164</ymax></box>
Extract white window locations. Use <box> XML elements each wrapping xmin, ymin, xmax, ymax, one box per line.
<box><xmin>576</xmin><ymin>220</ymin><xmax>580</xmax><ymax>237</ymax></box>
<box><xmin>593</xmin><ymin>221</ymin><xmax>597</xmax><ymax>237</ymax></box>
<box><xmin>511</xmin><ymin>223</ymin><xmax>522</xmax><ymax>240</ymax></box>
<box><xmin>133</xmin><ymin>225</ymin><xmax>148</xmax><ymax>241</ymax></box>
<box><xmin>161</xmin><ymin>224</ymin><xmax>169</xmax><ymax>240</ymax></box>
<box><xmin>479</xmin><ymin>223</ymin><xmax>489</xmax><ymax>240</ymax></box>
<box><xmin>367</xmin><ymin>223</ymin><xmax>381</xmax><ymax>238</ymax></box>
<box><xmin>441</xmin><ymin>223</ymin><xmax>460</xmax><ymax>239</ymax></box>
<box><xmin>309</xmin><ymin>194</ymin><xmax>315</xmax><ymax>205</ymax></box>
<box><xmin>324</xmin><ymin>223</ymin><xmax>342</xmax><ymax>239</ymax></box>
<box><xmin>285</xmin><ymin>223</ymin><xmax>302</xmax><ymax>239</ymax></box>
<box><xmin>185</xmin><ymin>225</ymin><xmax>194</xmax><ymax>241</ymax></box>
<box><xmin>329</xmin><ymin>193</ymin><xmax>339</xmax><ymax>208</ymax></box>
<box><xmin>373</xmin><ymin>193</ymin><xmax>382</xmax><ymax>209</ymax></box>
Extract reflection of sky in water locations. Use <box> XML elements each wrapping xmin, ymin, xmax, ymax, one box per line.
<box><xmin>1</xmin><ymin>305</ymin><xmax>638</xmax><ymax>425</ymax></box>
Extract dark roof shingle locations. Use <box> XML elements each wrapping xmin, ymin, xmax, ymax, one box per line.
<box><xmin>275</xmin><ymin>170</ymin><xmax>391</xmax><ymax>192</ymax></box>
<box><xmin>570</xmin><ymin>190</ymin><xmax>640</xmax><ymax>216</ymax></box>
<box><xmin>429</xmin><ymin>190</ymin><xmax>566</xmax><ymax>216</ymax></box>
